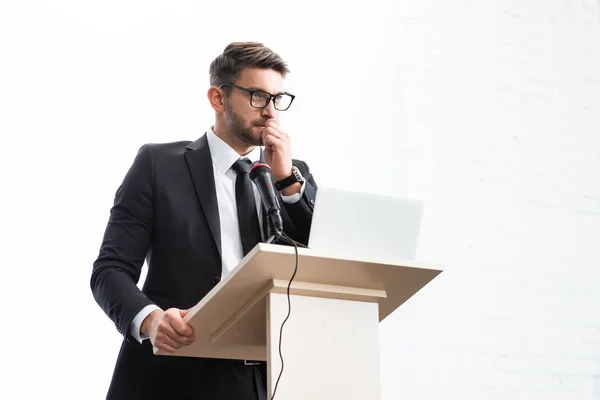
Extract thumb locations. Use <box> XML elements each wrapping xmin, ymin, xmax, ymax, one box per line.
<box><xmin>171</xmin><ymin>309</ymin><xmax>194</xmax><ymax>336</ymax></box>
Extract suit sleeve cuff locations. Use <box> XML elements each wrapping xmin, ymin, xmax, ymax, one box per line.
<box><xmin>280</xmin><ymin>180</ymin><xmax>307</xmax><ymax>204</ymax></box>
<box><xmin>130</xmin><ymin>304</ymin><xmax>162</xmax><ymax>343</ymax></box>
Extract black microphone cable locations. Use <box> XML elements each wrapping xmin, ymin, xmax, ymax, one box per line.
<box><xmin>267</xmin><ymin>232</ymin><xmax>306</xmax><ymax>400</ymax></box>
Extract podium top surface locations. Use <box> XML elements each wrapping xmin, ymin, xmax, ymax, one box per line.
<box><xmin>156</xmin><ymin>243</ymin><xmax>442</xmax><ymax>359</ymax></box>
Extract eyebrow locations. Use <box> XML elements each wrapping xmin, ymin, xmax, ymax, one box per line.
<box><xmin>247</xmin><ymin>86</ymin><xmax>286</xmax><ymax>94</ymax></box>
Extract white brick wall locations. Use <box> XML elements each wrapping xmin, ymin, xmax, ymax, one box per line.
<box><xmin>379</xmin><ymin>1</ymin><xmax>600</xmax><ymax>399</ymax></box>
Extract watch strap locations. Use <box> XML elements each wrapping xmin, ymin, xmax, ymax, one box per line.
<box><xmin>274</xmin><ymin>166</ymin><xmax>304</xmax><ymax>191</ymax></box>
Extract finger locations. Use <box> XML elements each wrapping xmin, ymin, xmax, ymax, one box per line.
<box><xmin>164</xmin><ymin>309</ymin><xmax>195</xmax><ymax>337</ymax></box>
<box><xmin>262</xmin><ymin>129</ymin><xmax>289</xmax><ymax>147</ymax></box>
<box><xmin>177</xmin><ymin>310</ymin><xmax>197</xmax><ymax>343</ymax></box>
<box><xmin>265</xmin><ymin>119</ymin><xmax>278</xmax><ymax>128</ymax></box>
<box><xmin>183</xmin><ymin>334</ymin><xmax>197</xmax><ymax>346</ymax></box>
<box><xmin>159</xmin><ymin>326</ymin><xmax>196</xmax><ymax>347</ymax></box>
<box><xmin>170</xmin><ymin>316</ymin><xmax>195</xmax><ymax>337</ymax></box>
<box><xmin>263</xmin><ymin>125</ymin><xmax>288</xmax><ymax>140</ymax></box>
<box><xmin>162</xmin><ymin>325</ymin><xmax>193</xmax><ymax>345</ymax></box>
<box><xmin>155</xmin><ymin>341</ymin><xmax>177</xmax><ymax>353</ymax></box>
<box><xmin>263</xmin><ymin>134</ymin><xmax>286</xmax><ymax>149</ymax></box>
<box><xmin>265</xmin><ymin>120</ymin><xmax>280</xmax><ymax>132</ymax></box>
<box><xmin>155</xmin><ymin>331</ymin><xmax>182</xmax><ymax>349</ymax></box>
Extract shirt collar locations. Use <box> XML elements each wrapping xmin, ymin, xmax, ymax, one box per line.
<box><xmin>206</xmin><ymin>127</ymin><xmax>262</xmax><ymax>176</ymax></box>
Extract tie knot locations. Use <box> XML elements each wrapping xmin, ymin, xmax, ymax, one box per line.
<box><xmin>232</xmin><ymin>158</ymin><xmax>252</xmax><ymax>175</ymax></box>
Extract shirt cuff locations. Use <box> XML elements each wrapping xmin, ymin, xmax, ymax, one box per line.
<box><xmin>280</xmin><ymin>180</ymin><xmax>307</xmax><ymax>204</ymax></box>
<box><xmin>130</xmin><ymin>304</ymin><xmax>162</xmax><ymax>343</ymax></box>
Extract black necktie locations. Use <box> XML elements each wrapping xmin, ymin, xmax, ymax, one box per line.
<box><xmin>231</xmin><ymin>158</ymin><xmax>262</xmax><ymax>256</ymax></box>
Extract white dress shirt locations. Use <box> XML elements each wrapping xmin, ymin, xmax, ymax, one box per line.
<box><xmin>130</xmin><ymin>128</ymin><xmax>306</xmax><ymax>342</ymax></box>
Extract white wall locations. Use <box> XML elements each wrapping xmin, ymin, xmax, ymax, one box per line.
<box><xmin>1</xmin><ymin>1</ymin><xmax>599</xmax><ymax>399</ymax></box>
<box><xmin>380</xmin><ymin>2</ymin><xmax>600</xmax><ymax>399</ymax></box>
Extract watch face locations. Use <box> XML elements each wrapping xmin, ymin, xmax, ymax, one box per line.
<box><xmin>293</xmin><ymin>166</ymin><xmax>303</xmax><ymax>181</ymax></box>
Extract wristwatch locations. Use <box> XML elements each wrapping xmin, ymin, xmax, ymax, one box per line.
<box><xmin>274</xmin><ymin>165</ymin><xmax>305</xmax><ymax>191</ymax></box>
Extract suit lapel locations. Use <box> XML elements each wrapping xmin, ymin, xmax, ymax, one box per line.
<box><xmin>184</xmin><ymin>134</ymin><xmax>221</xmax><ymax>258</ymax></box>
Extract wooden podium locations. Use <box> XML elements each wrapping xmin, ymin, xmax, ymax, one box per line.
<box><xmin>155</xmin><ymin>243</ymin><xmax>442</xmax><ymax>399</ymax></box>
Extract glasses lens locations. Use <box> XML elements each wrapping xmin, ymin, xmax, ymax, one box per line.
<box><xmin>250</xmin><ymin>91</ymin><xmax>270</xmax><ymax>108</ymax></box>
<box><xmin>274</xmin><ymin>94</ymin><xmax>293</xmax><ymax>110</ymax></box>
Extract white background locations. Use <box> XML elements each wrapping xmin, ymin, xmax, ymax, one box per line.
<box><xmin>1</xmin><ymin>1</ymin><xmax>600</xmax><ymax>399</ymax></box>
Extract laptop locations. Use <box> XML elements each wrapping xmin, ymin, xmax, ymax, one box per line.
<box><xmin>307</xmin><ymin>187</ymin><xmax>423</xmax><ymax>263</ymax></box>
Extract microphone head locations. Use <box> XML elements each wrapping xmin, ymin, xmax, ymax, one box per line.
<box><xmin>249</xmin><ymin>161</ymin><xmax>272</xmax><ymax>181</ymax></box>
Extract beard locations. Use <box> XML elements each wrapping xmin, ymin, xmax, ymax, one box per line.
<box><xmin>225</xmin><ymin>100</ymin><xmax>263</xmax><ymax>147</ymax></box>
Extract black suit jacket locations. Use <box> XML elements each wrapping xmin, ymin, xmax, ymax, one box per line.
<box><xmin>91</xmin><ymin>133</ymin><xmax>317</xmax><ymax>399</ymax></box>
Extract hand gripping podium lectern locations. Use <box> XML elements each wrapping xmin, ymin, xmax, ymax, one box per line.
<box><xmin>154</xmin><ymin>243</ymin><xmax>442</xmax><ymax>399</ymax></box>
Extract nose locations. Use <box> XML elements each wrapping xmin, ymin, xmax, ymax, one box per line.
<box><xmin>261</xmin><ymin>99</ymin><xmax>277</xmax><ymax>120</ymax></box>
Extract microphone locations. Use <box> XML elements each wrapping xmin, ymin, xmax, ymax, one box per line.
<box><xmin>249</xmin><ymin>161</ymin><xmax>284</xmax><ymax>239</ymax></box>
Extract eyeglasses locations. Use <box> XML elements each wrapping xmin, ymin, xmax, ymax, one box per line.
<box><xmin>219</xmin><ymin>83</ymin><xmax>295</xmax><ymax>111</ymax></box>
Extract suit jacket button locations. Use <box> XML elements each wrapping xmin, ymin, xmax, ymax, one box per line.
<box><xmin>212</xmin><ymin>276</ymin><xmax>221</xmax><ymax>285</ymax></box>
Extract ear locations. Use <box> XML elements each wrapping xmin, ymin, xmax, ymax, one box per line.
<box><xmin>207</xmin><ymin>86</ymin><xmax>226</xmax><ymax>113</ymax></box>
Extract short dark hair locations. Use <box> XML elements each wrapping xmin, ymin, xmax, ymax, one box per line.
<box><xmin>209</xmin><ymin>42</ymin><xmax>290</xmax><ymax>87</ymax></box>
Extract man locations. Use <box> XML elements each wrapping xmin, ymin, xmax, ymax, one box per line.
<box><xmin>91</xmin><ymin>42</ymin><xmax>317</xmax><ymax>399</ymax></box>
